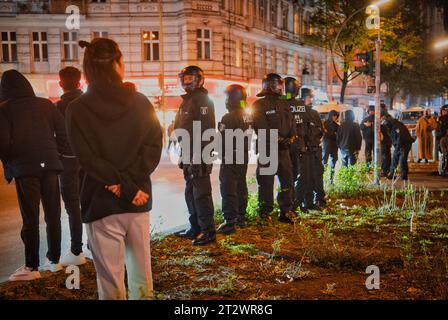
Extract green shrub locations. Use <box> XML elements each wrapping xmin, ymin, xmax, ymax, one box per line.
<box><xmin>325</xmin><ymin>163</ymin><xmax>370</xmax><ymax>198</ymax></box>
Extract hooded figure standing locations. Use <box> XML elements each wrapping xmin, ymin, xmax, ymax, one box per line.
<box><xmin>0</xmin><ymin>69</ymin><xmax>69</xmax><ymax>281</ymax></box>
<box><xmin>337</xmin><ymin>110</ymin><xmax>362</xmax><ymax>166</ymax></box>
<box><xmin>323</xmin><ymin>110</ymin><xmax>340</xmax><ymax>180</ymax></box>
<box><xmin>360</xmin><ymin>105</ymin><xmax>375</xmax><ymax>165</ymax></box>
<box><xmin>66</xmin><ymin>39</ymin><xmax>163</xmax><ymax>300</ymax></box>
<box><xmin>416</xmin><ymin>109</ymin><xmax>437</xmax><ymax>163</ymax></box>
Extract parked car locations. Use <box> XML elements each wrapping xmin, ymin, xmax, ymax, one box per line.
<box><xmin>314</xmin><ymin>103</ymin><xmax>364</xmax><ymax>123</ymax></box>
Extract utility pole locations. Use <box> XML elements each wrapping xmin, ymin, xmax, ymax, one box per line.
<box><xmin>374</xmin><ymin>30</ymin><xmax>381</xmax><ymax>185</ymax></box>
<box><xmin>366</xmin><ymin>4</ymin><xmax>382</xmax><ymax>185</ymax></box>
<box><xmin>159</xmin><ymin>0</ymin><xmax>166</xmax><ymax>131</ymax></box>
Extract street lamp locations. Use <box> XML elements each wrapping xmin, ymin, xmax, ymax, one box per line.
<box><xmin>435</xmin><ymin>38</ymin><xmax>448</xmax><ymax>50</ymax></box>
<box><xmin>331</xmin><ymin>0</ymin><xmax>392</xmax><ymax>186</ymax></box>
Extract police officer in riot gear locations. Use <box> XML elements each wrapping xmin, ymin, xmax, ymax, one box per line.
<box><xmin>288</xmin><ymin>85</ymin><xmax>325</xmax><ymax>210</ymax></box>
<box><xmin>217</xmin><ymin>84</ymin><xmax>252</xmax><ymax>235</ymax></box>
<box><xmin>285</xmin><ymin>77</ymin><xmax>303</xmax><ymax>191</ymax></box>
<box><xmin>174</xmin><ymin>65</ymin><xmax>216</xmax><ymax>246</ymax></box>
<box><xmin>252</xmin><ymin>73</ymin><xmax>296</xmax><ymax>223</ymax></box>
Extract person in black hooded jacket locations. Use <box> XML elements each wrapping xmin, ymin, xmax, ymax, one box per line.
<box><xmin>337</xmin><ymin>109</ymin><xmax>362</xmax><ymax>166</ymax></box>
<box><xmin>66</xmin><ymin>39</ymin><xmax>162</xmax><ymax>300</ymax></box>
<box><xmin>323</xmin><ymin>109</ymin><xmax>339</xmax><ymax>180</ymax></box>
<box><xmin>360</xmin><ymin>105</ymin><xmax>375</xmax><ymax>165</ymax></box>
<box><xmin>384</xmin><ymin>114</ymin><xmax>415</xmax><ymax>181</ymax></box>
<box><xmin>0</xmin><ymin>69</ymin><xmax>69</xmax><ymax>281</ymax></box>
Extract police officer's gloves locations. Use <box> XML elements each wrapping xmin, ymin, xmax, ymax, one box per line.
<box><xmin>278</xmin><ymin>136</ymin><xmax>297</xmax><ymax>149</ymax></box>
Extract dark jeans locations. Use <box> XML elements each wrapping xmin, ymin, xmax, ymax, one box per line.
<box><xmin>256</xmin><ymin>149</ymin><xmax>293</xmax><ymax>214</ymax></box>
<box><xmin>341</xmin><ymin>148</ymin><xmax>357</xmax><ymax>167</ymax></box>
<box><xmin>15</xmin><ymin>171</ymin><xmax>61</xmax><ymax>269</ymax></box>
<box><xmin>184</xmin><ymin>172</ymin><xmax>215</xmax><ymax>234</ymax></box>
<box><xmin>441</xmin><ymin>153</ymin><xmax>448</xmax><ymax>177</ymax></box>
<box><xmin>60</xmin><ymin>157</ymin><xmax>83</xmax><ymax>255</ymax></box>
<box><xmin>365</xmin><ymin>140</ymin><xmax>374</xmax><ymax>164</ymax></box>
<box><xmin>390</xmin><ymin>144</ymin><xmax>412</xmax><ymax>179</ymax></box>
<box><xmin>381</xmin><ymin>145</ymin><xmax>392</xmax><ymax>176</ymax></box>
<box><xmin>219</xmin><ymin>164</ymin><xmax>248</xmax><ymax>222</ymax></box>
<box><xmin>323</xmin><ymin>140</ymin><xmax>338</xmax><ymax>169</ymax></box>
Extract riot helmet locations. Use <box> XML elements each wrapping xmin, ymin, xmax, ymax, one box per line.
<box><xmin>225</xmin><ymin>84</ymin><xmax>247</xmax><ymax>111</ymax></box>
<box><xmin>257</xmin><ymin>73</ymin><xmax>284</xmax><ymax>97</ymax></box>
<box><xmin>179</xmin><ymin>65</ymin><xmax>204</xmax><ymax>93</ymax></box>
<box><xmin>284</xmin><ymin>77</ymin><xmax>301</xmax><ymax>100</ymax></box>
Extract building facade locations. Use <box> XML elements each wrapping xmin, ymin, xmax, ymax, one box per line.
<box><xmin>0</xmin><ymin>0</ymin><xmax>328</xmax><ymax>123</ymax></box>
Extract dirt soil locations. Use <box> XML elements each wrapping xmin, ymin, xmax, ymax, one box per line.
<box><xmin>1</xmin><ymin>191</ymin><xmax>447</xmax><ymax>300</ymax></box>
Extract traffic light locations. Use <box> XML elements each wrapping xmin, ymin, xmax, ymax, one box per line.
<box><xmin>355</xmin><ymin>51</ymin><xmax>375</xmax><ymax>76</ymax></box>
<box><xmin>444</xmin><ymin>56</ymin><xmax>448</xmax><ymax>65</ymax></box>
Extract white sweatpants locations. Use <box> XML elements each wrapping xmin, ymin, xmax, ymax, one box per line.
<box><xmin>86</xmin><ymin>212</ymin><xmax>153</xmax><ymax>300</ymax></box>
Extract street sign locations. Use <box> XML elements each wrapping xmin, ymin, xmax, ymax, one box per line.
<box><xmin>366</xmin><ymin>5</ymin><xmax>380</xmax><ymax>30</ymax></box>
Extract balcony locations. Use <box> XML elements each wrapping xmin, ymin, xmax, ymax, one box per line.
<box><xmin>191</xmin><ymin>0</ymin><xmax>219</xmax><ymax>12</ymax></box>
<box><xmin>0</xmin><ymin>1</ymin><xmax>16</xmax><ymax>16</ymax></box>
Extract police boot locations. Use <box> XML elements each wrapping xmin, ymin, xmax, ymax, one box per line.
<box><xmin>278</xmin><ymin>211</ymin><xmax>295</xmax><ymax>224</ymax></box>
<box><xmin>217</xmin><ymin>220</ymin><xmax>237</xmax><ymax>235</ymax></box>
<box><xmin>192</xmin><ymin>231</ymin><xmax>217</xmax><ymax>246</ymax></box>
<box><xmin>175</xmin><ymin>229</ymin><xmax>198</xmax><ymax>240</ymax></box>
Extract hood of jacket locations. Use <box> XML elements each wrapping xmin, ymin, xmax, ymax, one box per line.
<box><xmin>80</xmin><ymin>82</ymin><xmax>137</xmax><ymax>121</ymax></box>
<box><xmin>0</xmin><ymin>69</ymin><xmax>35</xmax><ymax>101</ymax></box>
<box><xmin>343</xmin><ymin>110</ymin><xmax>355</xmax><ymax>123</ymax></box>
<box><xmin>327</xmin><ymin>110</ymin><xmax>339</xmax><ymax>121</ymax></box>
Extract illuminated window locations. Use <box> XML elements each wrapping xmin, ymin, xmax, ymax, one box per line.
<box><xmin>63</xmin><ymin>32</ymin><xmax>78</xmax><ymax>61</ymax></box>
<box><xmin>0</xmin><ymin>32</ymin><xmax>17</xmax><ymax>62</ymax></box>
<box><xmin>294</xmin><ymin>12</ymin><xmax>300</xmax><ymax>34</ymax></box>
<box><xmin>235</xmin><ymin>39</ymin><xmax>242</xmax><ymax>67</ymax></box>
<box><xmin>197</xmin><ymin>28</ymin><xmax>212</xmax><ymax>60</ymax></box>
<box><xmin>143</xmin><ymin>31</ymin><xmax>160</xmax><ymax>61</ymax></box>
<box><xmin>32</xmin><ymin>32</ymin><xmax>48</xmax><ymax>62</ymax></box>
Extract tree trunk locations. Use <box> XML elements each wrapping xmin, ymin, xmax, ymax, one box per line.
<box><xmin>340</xmin><ymin>71</ymin><xmax>349</xmax><ymax>103</ymax></box>
<box><xmin>389</xmin><ymin>95</ymin><xmax>394</xmax><ymax>110</ymax></box>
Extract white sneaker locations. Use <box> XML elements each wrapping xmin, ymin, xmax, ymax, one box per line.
<box><xmin>9</xmin><ymin>266</ymin><xmax>41</xmax><ymax>282</ymax></box>
<box><xmin>60</xmin><ymin>251</ymin><xmax>87</xmax><ymax>267</ymax></box>
<box><xmin>39</xmin><ymin>259</ymin><xmax>63</xmax><ymax>272</ymax></box>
